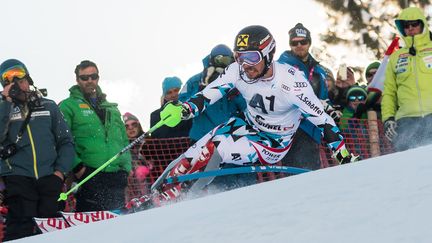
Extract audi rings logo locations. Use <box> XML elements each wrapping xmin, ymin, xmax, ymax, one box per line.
<box><xmin>293</xmin><ymin>82</ymin><xmax>308</xmax><ymax>88</ymax></box>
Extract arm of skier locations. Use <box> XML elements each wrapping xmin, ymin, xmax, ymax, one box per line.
<box><xmin>289</xmin><ymin>71</ymin><xmax>357</xmax><ymax>164</ymax></box>
<box><xmin>184</xmin><ymin>65</ymin><xmax>236</xmax><ymax>117</ymax></box>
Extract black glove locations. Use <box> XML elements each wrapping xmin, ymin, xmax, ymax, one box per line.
<box><xmin>321</xmin><ymin>99</ymin><xmax>342</xmax><ymax>122</ymax></box>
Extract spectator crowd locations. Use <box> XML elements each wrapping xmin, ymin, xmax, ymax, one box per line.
<box><xmin>0</xmin><ymin>6</ymin><xmax>432</xmax><ymax>241</ymax></box>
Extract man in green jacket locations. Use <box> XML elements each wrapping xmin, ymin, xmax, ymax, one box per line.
<box><xmin>382</xmin><ymin>7</ymin><xmax>432</xmax><ymax>151</ymax></box>
<box><xmin>59</xmin><ymin>60</ymin><xmax>131</xmax><ymax>211</ymax></box>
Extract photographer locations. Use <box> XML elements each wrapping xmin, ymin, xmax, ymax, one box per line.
<box><xmin>0</xmin><ymin>59</ymin><xmax>74</xmax><ymax>241</ymax></box>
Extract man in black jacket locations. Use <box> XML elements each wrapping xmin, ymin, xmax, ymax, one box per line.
<box><xmin>0</xmin><ymin>59</ymin><xmax>74</xmax><ymax>241</ymax></box>
<box><xmin>278</xmin><ymin>23</ymin><xmax>341</xmax><ymax>170</ymax></box>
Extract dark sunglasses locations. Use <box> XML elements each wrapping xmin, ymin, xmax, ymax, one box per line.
<box><xmin>79</xmin><ymin>73</ymin><xmax>99</xmax><ymax>81</ymax></box>
<box><xmin>290</xmin><ymin>39</ymin><xmax>309</xmax><ymax>46</ymax></box>
<box><xmin>125</xmin><ymin>122</ymin><xmax>139</xmax><ymax>129</ymax></box>
<box><xmin>403</xmin><ymin>20</ymin><xmax>421</xmax><ymax>29</ymax></box>
<box><xmin>348</xmin><ymin>95</ymin><xmax>366</xmax><ymax>101</ymax></box>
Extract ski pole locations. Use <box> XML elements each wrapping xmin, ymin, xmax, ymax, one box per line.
<box><xmin>164</xmin><ymin>165</ymin><xmax>311</xmax><ymax>184</ymax></box>
<box><xmin>58</xmin><ymin>103</ymin><xmax>183</xmax><ymax>201</ymax></box>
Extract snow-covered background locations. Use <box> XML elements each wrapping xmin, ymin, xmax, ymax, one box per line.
<box><xmin>15</xmin><ymin>144</ymin><xmax>432</xmax><ymax>243</ymax></box>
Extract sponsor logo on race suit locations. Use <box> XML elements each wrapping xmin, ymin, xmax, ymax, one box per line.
<box><xmin>281</xmin><ymin>84</ymin><xmax>291</xmax><ymax>92</ymax></box>
<box><xmin>293</xmin><ymin>82</ymin><xmax>308</xmax><ymax>88</ymax></box>
<box><xmin>250</xmin><ymin>141</ymin><xmax>291</xmax><ymax>164</ymax></box>
<box><xmin>296</xmin><ymin>93</ymin><xmax>324</xmax><ymax>115</ymax></box>
<box><xmin>254</xmin><ymin>115</ymin><xmax>294</xmax><ymax>131</ymax></box>
<box><xmin>288</xmin><ymin>68</ymin><xmax>296</xmax><ymax>75</ymax></box>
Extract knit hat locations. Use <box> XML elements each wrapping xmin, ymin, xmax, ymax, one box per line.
<box><xmin>346</xmin><ymin>86</ymin><xmax>367</xmax><ymax>101</ymax></box>
<box><xmin>123</xmin><ymin>112</ymin><xmax>140</xmax><ymax>124</ymax></box>
<box><xmin>289</xmin><ymin>23</ymin><xmax>311</xmax><ymax>43</ymax></box>
<box><xmin>162</xmin><ymin>76</ymin><xmax>182</xmax><ymax>95</ymax></box>
<box><xmin>365</xmin><ymin>61</ymin><xmax>380</xmax><ymax>75</ymax></box>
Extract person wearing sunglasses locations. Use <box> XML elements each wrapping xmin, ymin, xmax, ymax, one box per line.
<box><xmin>278</xmin><ymin>23</ymin><xmax>340</xmax><ymax>170</ymax></box>
<box><xmin>382</xmin><ymin>7</ymin><xmax>432</xmax><ymax>151</ymax></box>
<box><xmin>0</xmin><ymin>59</ymin><xmax>74</xmax><ymax>241</ymax></box>
<box><xmin>124</xmin><ymin>112</ymin><xmax>144</xmax><ymax>140</ymax></box>
<box><xmin>122</xmin><ymin>112</ymin><xmax>152</xmax><ymax>202</ymax></box>
<box><xmin>339</xmin><ymin>86</ymin><xmax>369</xmax><ymax>156</ymax></box>
<box><xmin>59</xmin><ymin>60</ymin><xmax>131</xmax><ymax>212</ymax></box>
<box><xmin>139</xmin><ymin>25</ymin><xmax>357</xmax><ymax>208</ymax></box>
<box><xmin>179</xmin><ymin>44</ymin><xmax>246</xmax><ymax>144</ymax></box>
<box><xmin>340</xmin><ymin>86</ymin><xmax>368</xmax><ymax>128</ymax></box>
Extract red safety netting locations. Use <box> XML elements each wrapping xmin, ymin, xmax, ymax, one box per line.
<box><xmin>122</xmin><ymin>118</ymin><xmax>394</xmax><ymax>200</ymax></box>
<box><xmin>62</xmin><ymin>118</ymin><xmax>394</xmax><ymax>211</ymax></box>
<box><xmin>320</xmin><ymin>118</ymin><xmax>394</xmax><ymax>167</ymax></box>
<box><xmin>140</xmin><ymin>137</ymin><xmax>191</xmax><ymax>184</ymax></box>
<box><xmin>0</xmin><ymin>119</ymin><xmax>393</xmax><ymax>239</ymax></box>
<box><xmin>63</xmin><ymin>118</ymin><xmax>395</xmax><ymax>210</ymax></box>
<box><xmin>0</xmin><ymin>118</ymin><xmax>395</xmax><ymax>241</ymax></box>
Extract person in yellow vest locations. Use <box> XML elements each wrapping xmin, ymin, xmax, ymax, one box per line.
<box><xmin>382</xmin><ymin>6</ymin><xmax>432</xmax><ymax>151</ymax></box>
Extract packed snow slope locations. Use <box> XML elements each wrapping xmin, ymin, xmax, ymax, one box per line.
<box><xmin>16</xmin><ymin>145</ymin><xmax>432</xmax><ymax>243</ymax></box>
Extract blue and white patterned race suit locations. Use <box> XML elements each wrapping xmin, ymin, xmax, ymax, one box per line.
<box><xmin>181</xmin><ymin>61</ymin><xmax>345</xmax><ymax>167</ymax></box>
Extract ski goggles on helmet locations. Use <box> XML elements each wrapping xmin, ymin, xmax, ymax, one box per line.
<box><xmin>212</xmin><ymin>55</ymin><xmax>234</xmax><ymax>67</ymax></box>
<box><xmin>234</xmin><ymin>51</ymin><xmax>263</xmax><ymax>66</ymax></box>
<box><xmin>1</xmin><ymin>66</ymin><xmax>27</xmax><ymax>85</ymax></box>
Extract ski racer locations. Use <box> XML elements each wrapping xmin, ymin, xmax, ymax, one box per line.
<box><xmin>128</xmin><ymin>25</ymin><xmax>358</xmax><ymax>210</ymax></box>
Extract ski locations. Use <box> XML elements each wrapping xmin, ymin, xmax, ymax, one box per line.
<box><xmin>124</xmin><ymin>165</ymin><xmax>311</xmax><ymax>213</ymax></box>
<box><xmin>150</xmin><ymin>155</ymin><xmax>186</xmax><ymax>191</ymax></box>
<box><xmin>164</xmin><ymin>165</ymin><xmax>310</xmax><ymax>184</ymax></box>
<box><xmin>33</xmin><ymin>165</ymin><xmax>312</xmax><ymax>233</ymax></box>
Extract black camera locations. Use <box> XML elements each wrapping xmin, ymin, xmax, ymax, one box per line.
<box><xmin>8</xmin><ymin>82</ymin><xmax>47</xmax><ymax>108</ymax></box>
<box><xmin>0</xmin><ymin>143</ymin><xmax>17</xmax><ymax>160</ymax></box>
<box><xmin>8</xmin><ymin>82</ymin><xmax>23</xmax><ymax>101</ymax></box>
